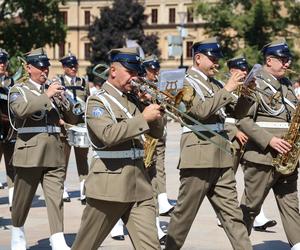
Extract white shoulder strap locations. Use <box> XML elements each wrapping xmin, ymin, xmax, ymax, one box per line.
<box><xmin>85</xmin><ymin>91</ymin><xmax>116</xmax><ymax>149</ymax></box>
<box><xmin>104</xmin><ymin>93</ymin><xmax>146</xmax><ymax>141</ymax></box>
<box><xmin>259</xmin><ymin>79</ymin><xmax>295</xmax><ymax>110</ymax></box>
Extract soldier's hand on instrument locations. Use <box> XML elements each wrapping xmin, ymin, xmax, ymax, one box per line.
<box><xmin>269</xmin><ymin>136</ymin><xmax>292</xmax><ymax>154</ymax></box>
<box><xmin>142</xmin><ymin>104</ymin><xmax>162</xmax><ymax>122</ymax></box>
<box><xmin>236</xmin><ymin>130</ymin><xmax>248</xmax><ymax>145</ymax></box>
<box><xmin>45</xmin><ymin>83</ymin><xmax>64</xmax><ymax>98</ymax></box>
<box><xmin>224</xmin><ymin>71</ymin><xmax>247</xmax><ymax>92</ymax></box>
<box><xmin>59</xmin><ymin>119</ymin><xmax>65</xmax><ymax>126</ymax></box>
<box><xmin>138</xmin><ymin>91</ymin><xmax>152</xmax><ymax>102</ymax></box>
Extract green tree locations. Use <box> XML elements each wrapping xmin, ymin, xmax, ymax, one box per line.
<box><xmin>0</xmin><ymin>0</ymin><xmax>66</xmax><ymax>72</ymax></box>
<box><xmin>88</xmin><ymin>0</ymin><xmax>160</xmax><ymax>65</ymax></box>
<box><xmin>195</xmin><ymin>0</ymin><xmax>300</xmax><ymax>68</ymax></box>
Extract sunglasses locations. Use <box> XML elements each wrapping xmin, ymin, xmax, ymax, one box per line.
<box><xmin>270</xmin><ymin>56</ymin><xmax>291</xmax><ymax>65</ymax></box>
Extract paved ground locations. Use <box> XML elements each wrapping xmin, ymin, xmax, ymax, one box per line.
<box><xmin>0</xmin><ymin>121</ymin><xmax>298</xmax><ymax>249</ymax></box>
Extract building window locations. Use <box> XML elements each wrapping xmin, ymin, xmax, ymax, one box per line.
<box><xmin>60</xmin><ymin>11</ymin><xmax>68</xmax><ymax>25</ymax></box>
<box><xmin>151</xmin><ymin>9</ymin><xmax>158</xmax><ymax>24</ymax></box>
<box><xmin>84</xmin><ymin>10</ymin><xmax>91</xmax><ymax>26</ymax></box>
<box><xmin>169</xmin><ymin>8</ymin><xmax>176</xmax><ymax>24</ymax></box>
<box><xmin>187</xmin><ymin>8</ymin><xmax>194</xmax><ymax>23</ymax></box>
<box><xmin>186</xmin><ymin>41</ymin><xmax>193</xmax><ymax>58</ymax></box>
<box><xmin>59</xmin><ymin>43</ymin><xmax>65</xmax><ymax>58</ymax></box>
<box><xmin>84</xmin><ymin>43</ymin><xmax>91</xmax><ymax>60</ymax></box>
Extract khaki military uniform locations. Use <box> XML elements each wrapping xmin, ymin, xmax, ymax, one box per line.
<box><xmin>59</xmin><ymin>75</ymin><xmax>89</xmax><ymax>182</ymax></box>
<box><xmin>238</xmin><ymin>68</ymin><xmax>300</xmax><ymax>245</ymax></box>
<box><xmin>10</xmin><ymin>80</ymin><xmax>67</xmax><ymax>234</ymax></box>
<box><xmin>224</xmin><ymin>94</ymin><xmax>245</xmax><ymax>173</ymax></box>
<box><xmin>146</xmin><ymin>116</ymin><xmax>167</xmax><ymax>213</ymax></box>
<box><xmin>152</xmin><ymin>117</ymin><xmax>168</xmax><ymax>194</ymax></box>
<box><xmin>0</xmin><ymin>76</ymin><xmax>15</xmax><ymax>188</ymax></box>
<box><xmin>165</xmin><ymin>67</ymin><xmax>252</xmax><ymax>250</ymax></box>
<box><xmin>72</xmin><ymin>82</ymin><xmax>163</xmax><ymax>250</ymax></box>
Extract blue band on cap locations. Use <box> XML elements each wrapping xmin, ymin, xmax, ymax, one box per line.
<box><xmin>193</xmin><ymin>43</ymin><xmax>220</xmax><ymax>54</ymax></box>
<box><xmin>263</xmin><ymin>44</ymin><xmax>292</xmax><ymax>58</ymax></box>
<box><xmin>0</xmin><ymin>54</ymin><xmax>8</xmax><ymax>63</ymax></box>
<box><xmin>228</xmin><ymin>58</ymin><xmax>248</xmax><ymax>70</ymax></box>
<box><xmin>60</xmin><ymin>56</ymin><xmax>78</xmax><ymax>66</ymax></box>
<box><xmin>26</xmin><ymin>57</ymin><xmax>50</xmax><ymax>67</ymax></box>
<box><xmin>111</xmin><ymin>53</ymin><xmax>140</xmax><ymax>64</ymax></box>
<box><xmin>143</xmin><ymin>60</ymin><xmax>160</xmax><ymax>70</ymax></box>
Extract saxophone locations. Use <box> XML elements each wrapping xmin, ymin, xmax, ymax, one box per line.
<box><xmin>143</xmin><ymin>135</ymin><xmax>159</xmax><ymax>168</ymax></box>
<box><xmin>272</xmin><ymin>102</ymin><xmax>300</xmax><ymax>175</ymax></box>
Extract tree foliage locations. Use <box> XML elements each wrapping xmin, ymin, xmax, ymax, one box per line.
<box><xmin>88</xmin><ymin>0</ymin><xmax>160</xmax><ymax>65</ymax></box>
<box><xmin>195</xmin><ymin>0</ymin><xmax>300</xmax><ymax>68</ymax></box>
<box><xmin>0</xmin><ymin>0</ymin><xmax>66</xmax><ymax>73</ymax></box>
<box><xmin>0</xmin><ymin>0</ymin><xmax>66</xmax><ymax>55</ymax></box>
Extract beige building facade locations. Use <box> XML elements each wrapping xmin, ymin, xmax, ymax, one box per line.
<box><xmin>47</xmin><ymin>0</ymin><xmax>207</xmax><ymax>77</ymax></box>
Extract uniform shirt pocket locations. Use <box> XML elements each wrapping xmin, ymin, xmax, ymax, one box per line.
<box><xmin>15</xmin><ymin>137</ymin><xmax>38</xmax><ymax>149</ymax></box>
<box><xmin>91</xmin><ymin>159</ymin><xmax>123</xmax><ymax>174</ymax></box>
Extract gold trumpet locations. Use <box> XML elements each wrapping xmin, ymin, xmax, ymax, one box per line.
<box><xmin>42</xmin><ymin>73</ymin><xmax>71</xmax><ymax>111</ymax></box>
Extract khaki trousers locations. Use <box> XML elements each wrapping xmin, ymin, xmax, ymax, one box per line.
<box><xmin>12</xmin><ymin>166</ymin><xmax>65</xmax><ymax>234</ymax></box>
<box><xmin>232</xmin><ymin>147</ymin><xmax>243</xmax><ymax>174</ymax></box>
<box><xmin>0</xmin><ymin>142</ymin><xmax>15</xmax><ymax>188</ymax></box>
<box><xmin>165</xmin><ymin>167</ymin><xmax>252</xmax><ymax>250</ymax></box>
<box><xmin>153</xmin><ymin>138</ymin><xmax>167</xmax><ymax>194</ymax></box>
<box><xmin>240</xmin><ymin>161</ymin><xmax>300</xmax><ymax>245</ymax></box>
<box><xmin>147</xmin><ymin>164</ymin><xmax>159</xmax><ymax>217</ymax></box>
<box><xmin>72</xmin><ymin>197</ymin><xmax>160</xmax><ymax>250</ymax></box>
<box><xmin>63</xmin><ymin>137</ymin><xmax>89</xmax><ymax>181</ymax></box>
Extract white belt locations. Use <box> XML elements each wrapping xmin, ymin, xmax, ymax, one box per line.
<box><xmin>256</xmin><ymin>122</ymin><xmax>289</xmax><ymax>129</ymax></box>
<box><xmin>224</xmin><ymin>117</ymin><xmax>236</xmax><ymax>124</ymax></box>
<box><xmin>93</xmin><ymin>149</ymin><xmax>144</xmax><ymax>160</ymax></box>
<box><xmin>17</xmin><ymin>126</ymin><xmax>61</xmax><ymax>134</ymax></box>
<box><xmin>182</xmin><ymin>123</ymin><xmax>224</xmax><ymax>133</ymax></box>
<box><xmin>0</xmin><ymin>93</ymin><xmax>7</xmax><ymax>100</ymax></box>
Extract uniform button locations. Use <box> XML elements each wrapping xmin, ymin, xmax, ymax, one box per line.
<box><xmin>223</xmin><ymin>97</ymin><xmax>227</xmax><ymax>100</ymax></box>
<box><xmin>44</xmin><ymin>104</ymin><xmax>47</xmax><ymax>107</ymax></box>
<box><xmin>139</xmin><ymin>128</ymin><xmax>143</xmax><ymax>131</ymax></box>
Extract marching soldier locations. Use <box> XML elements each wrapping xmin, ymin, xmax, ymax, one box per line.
<box><xmin>58</xmin><ymin>52</ymin><xmax>89</xmax><ymax>204</ymax></box>
<box><xmin>238</xmin><ymin>39</ymin><xmax>300</xmax><ymax>250</ymax></box>
<box><xmin>226</xmin><ymin>55</ymin><xmax>277</xmax><ymax>231</ymax></box>
<box><xmin>0</xmin><ymin>48</ymin><xmax>16</xmax><ymax>209</ymax></box>
<box><xmin>142</xmin><ymin>55</ymin><xmax>171</xmax><ymax>245</ymax></box>
<box><xmin>143</xmin><ymin>55</ymin><xmax>174</xmax><ymax>217</ymax></box>
<box><xmin>165</xmin><ymin>38</ymin><xmax>253</xmax><ymax>250</ymax></box>
<box><xmin>9</xmin><ymin>48</ymin><xmax>70</xmax><ymax>250</ymax></box>
<box><xmin>71</xmin><ymin>47</ymin><xmax>164</xmax><ymax>250</ymax></box>
<box><xmin>225</xmin><ymin>55</ymin><xmax>250</xmax><ymax>173</ymax></box>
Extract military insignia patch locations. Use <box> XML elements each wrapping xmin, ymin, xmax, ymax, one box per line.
<box><xmin>92</xmin><ymin>107</ymin><xmax>104</xmax><ymax>117</ymax></box>
<box><xmin>9</xmin><ymin>93</ymin><xmax>21</xmax><ymax>102</ymax></box>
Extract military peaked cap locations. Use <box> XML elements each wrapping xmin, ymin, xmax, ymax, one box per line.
<box><xmin>227</xmin><ymin>55</ymin><xmax>249</xmax><ymax>71</ymax></box>
<box><xmin>25</xmin><ymin>48</ymin><xmax>50</xmax><ymax>68</ymax></box>
<box><xmin>0</xmin><ymin>48</ymin><xmax>9</xmax><ymax>64</ymax></box>
<box><xmin>59</xmin><ymin>52</ymin><xmax>78</xmax><ymax>67</ymax></box>
<box><xmin>143</xmin><ymin>55</ymin><xmax>160</xmax><ymax>70</ymax></box>
<box><xmin>261</xmin><ymin>39</ymin><xmax>292</xmax><ymax>59</ymax></box>
<box><xmin>108</xmin><ymin>47</ymin><xmax>142</xmax><ymax>73</ymax></box>
<box><xmin>192</xmin><ymin>37</ymin><xmax>223</xmax><ymax>59</ymax></box>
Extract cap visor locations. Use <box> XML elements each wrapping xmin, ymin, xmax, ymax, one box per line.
<box><xmin>121</xmin><ymin>62</ymin><xmax>141</xmax><ymax>73</ymax></box>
